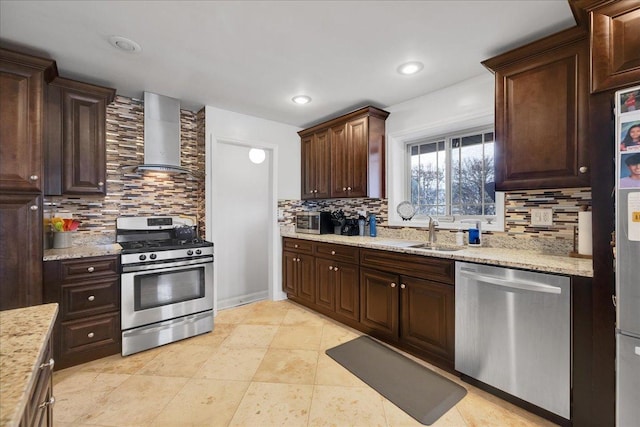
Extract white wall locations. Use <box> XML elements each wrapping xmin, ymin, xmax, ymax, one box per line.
<box><xmin>385</xmin><ymin>73</ymin><xmax>496</xmax><ymax>226</ymax></box>
<box><xmin>205</xmin><ymin>106</ymin><xmax>301</xmax><ymax>309</ymax></box>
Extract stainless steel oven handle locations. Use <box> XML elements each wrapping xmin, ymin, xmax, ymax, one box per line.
<box><xmin>122</xmin><ymin>256</ymin><xmax>213</xmax><ymax>273</ymax></box>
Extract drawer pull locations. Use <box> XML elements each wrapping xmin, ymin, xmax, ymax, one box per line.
<box><xmin>87</xmin><ymin>267</ymin><xmax>95</xmax><ymax>273</ymax></box>
<box><xmin>30</xmin><ymin>205</ymin><xmax>38</xmax><ymax>211</ymax></box>
<box><xmin>30</xmin><ymin>175</ymin><xmax>39</xmax><ymax>181</ymax></box>
<box><xmin>87</xmin><ymin>332</ymin><xmax>95</xmax><ymax>338</ymax></box>
<box><xmin>88</xmin><ymin>295</ymin><xmax>95</xmax><ymax>301</ymax></box>
<box><xmin>294</xmin><ymin>244</ymin><xmax>298</xmax><ymax>248</ymax></box>
<box><xmin>38</xmin><ymin>396</ymin><xmax>55</xmax><ymax>409</ymax></box>
<box><xmin>331</xmin><ymin>250</ymin><xmax>336</xmax><ymax>255</ymax></box>
<box><xmin>39</xmin><ymin>358</ymin><xmax>55</xmax><ymax>371</ymax></box>
<box><xmin>98</xmin><ymin>181</ymin><xmax>104</xmax><ymax>187</ymax></box>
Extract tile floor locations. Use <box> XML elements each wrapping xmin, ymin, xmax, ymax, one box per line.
<box><xmin>53</xmin><ymin>299</ymin><xmax>555</xmax><ymax>426</ymax></box>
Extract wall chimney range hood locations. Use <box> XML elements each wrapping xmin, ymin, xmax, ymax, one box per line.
<box><xmin>123</xmin><ymin>92</ymin><xmax>198</xmax><ymax>176</ymax></box>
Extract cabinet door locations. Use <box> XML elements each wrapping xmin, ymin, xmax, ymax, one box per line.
<box><xmin>62</xmin><ymin>87</ymin><xmax>108</xmax><ymax>194</ymax></box>
<box><xmin>330</xmin><ymin>123</ymin><xmax>348</xmax><ymax>197</ymax></box>
<box><xmin>315</xmin><ymin>257</ymin><xmax>335</xmax><ymax>311</ymax></box>
<box><xmin>360</xmin><ymin>268</ymin><xmax>398</xmax><ymax>339</ymax></box>
<box><xmin>0</xmin><ymin>52</ymin><xmax>48</xmax><ymax>192</ymax></box>
<box><xmin>591</xmin><ymin>2</ymin><xmax>640</xmax><ymax>93</ymax></box>
<box><xmin>297</xmin><ymin>253</ymin><xmax>315</xmax><ymax>304</ymax></box>
<box><xmin>0</xmin><ymin>193</ymin><xmax>42</xmax><ymax>310</ymax></box>
<box><xmin>282</xmin><ymin>251</ymin><xmax>297</xmax><ymax>294</ymax></box>
<box><xmin>334</xmin><ymin>262</ymin><xmax>359</xmax><ymax>322</ymax></box>
<box><xmin>301</xmin><ymin>131</ymin><xmax>330</xmax><ymax>199</ymax></box>
<box><xmin>399</xmin><ymin>276</ymin><xmax>454</xmax><ymax>362</ymax></box>
<box><xmin>492</xmin><ymin>34</ymin><xmax>590</xmax><ymax>190</ymax></box>
<box><xmin>344</xmin><ymin>117</ymin><xmax>368</xmax><ymax>197</ymax></box>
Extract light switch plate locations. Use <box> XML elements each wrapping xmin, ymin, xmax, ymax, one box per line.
<box><xmin>531</xmin><ymin>208</ymin><xmax>553</xmax><ymax>226</ymax></box>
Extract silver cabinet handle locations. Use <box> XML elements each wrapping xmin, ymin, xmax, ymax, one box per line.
<box><xmin>309</xmin><ymin>190</ymin><xmax>314</xmax><ymax>194</ymax></box>
<box><xmin>334</xmin><ymin>267</ymin><xmax>339</xmax><ymax>272</ymax></box>
<box><xmin>294</xmin><ymin>244</ymin><xmax>298</xmax><ymax>248</ymax></box>
<box><xmin>88</xmin><ymin>295</ymin><xmax>95</xmax><ymax>301</ymax></box>
<box><xmin>343</xmin><ymin>187</ymin><xmax>347</xmax><ymax>191</ymax></box>
<box><xmin>579</xmin><ymin>166</ymin><xmax>588</xmax><ymax>173</ymax></box>
<box><xmin>331</xmin><ymin>250</ymin><xmax>336</xmax><ymax>255</ymax></box>
<box><xmin>98</xmin><ymin>181</ymin><xmax>104</xmax><ymax>187</ymax></box>
<box><xmin>400</xmin><ymin>283</ymin><xmax>406</xmax><ymax>289</ymax></box>
<box><xmin>329</xmin><ymin>266</ymin><xmax>333</xmax><ymax>270</ymax></box>
<box><xmin>390</xmin><ymin>282</ymin><xmax>396</xmax><ymax>288</ymax></box>
<box><xmin>38</xmin><ymin>396</ymin><xmax>55</xmax><ymax>409</ymax></box>
<box><xmin>87</xmin><ymin>332</ymin><xmax>95</xmax><ymax>338</ymax></box>
<box><xmin>87</xmin><ymin>267</ymin><xmax>95</xmax><ymax>272</ymax></box>
<box><xmin>30</xmin><ymin>205</ymin><xmax>38</xmax><ymax>211</ymax></box>
<box><xmin>30</xmin><ymin>175</ymin><xmax>39</xmax><ymax>181</ymax></box>
<box><xmin>39</xmin><ymin>358</ymin><xmax>55</xmax><ymax>370</ymax></box>
<box><xmin>347</xmin><ymin>186</ymin><xmax>352</xmax><ymax>191</ymax></box>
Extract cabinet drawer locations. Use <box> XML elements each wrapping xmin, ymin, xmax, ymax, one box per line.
<box><xmin>314</xmin><ymin>242</ymin><xmax>359</xmax><ymax>264</ymax></box>
<box><xmin>360</xmin><ymin>249</ymin><xmax>454</xmax><ymax>284</ymax></box>
<box><xmin>283</xmin><ymin>237</ymin><xmax>313</xmax><ymax>254</ymax></box>
<box><xmin>61</xmin><ymin>277</ymin><xmax>120</xmax><ymax>320</ymax></box>
<box><xmin>61</xmin><ymin>256</ymin><xmax>119</xmax><ymax>280</ymax></box>
<box><xmin>61</xmin><ymin>312</ymin><xmax>120</xmax><ymax>355</ymax></box>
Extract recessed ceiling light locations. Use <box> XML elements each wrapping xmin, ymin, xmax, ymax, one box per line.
<box><xmin>292</xmin><ymin>95</ymin><xmax>311</xmax><ymax>105</ymax></box>
<box><xmin>108</xmin><ymin>36</ymin><xmax>142</xmax><ymax>53</ymax></box>
<box><xmin>397</xmin><ymin>61</ymin><xmax>424</xmax><ymax>75</ymax></box>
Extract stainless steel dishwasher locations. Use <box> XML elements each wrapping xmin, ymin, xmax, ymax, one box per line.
<box><xmin>455</xmin><ymin>261</ymin><xmax>570</xmax><ymax>419</ymax></box>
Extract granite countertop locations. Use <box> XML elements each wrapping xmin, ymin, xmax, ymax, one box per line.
<box><xmin>43</xmin><ymin>244</ymin><xmax>122</xmax><ymax>261</ymax></box>
<box><xmin>281</xmin><ymin>230</ymin><xmax>594</xmax><ymax>278</ymax></box>
<box><xmin>0</xmin><ymin>303</ymin><xmax>59</xmax><ymax>427</ymax></box>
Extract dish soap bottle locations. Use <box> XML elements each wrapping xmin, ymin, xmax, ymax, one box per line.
<box><xmin>369</xmin><ymin>214</ymin><xmax>377</xmax><ymax>237</ymax></box>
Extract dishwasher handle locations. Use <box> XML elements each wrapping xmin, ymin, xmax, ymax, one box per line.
<box><xmin>459</xmin><ymin>269</ymin><xmax>562</xmax><ymax>294</ymax></box>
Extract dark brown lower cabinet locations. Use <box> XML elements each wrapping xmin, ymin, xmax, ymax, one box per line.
<box><xmin>44</xmin><ymin>255</ymin><xmax>121</xmax><ymax>370</ymax></box>
<box><xmin>282</xmin><ymin>250</ymin><xmax>315</xmax><ymax>304</ymax></box>
<box><xmin>20</xmin><ymin>339</ymin><xmax>54</xmax><ymax>426</ymax></box>
<box><xmin>360</xmin><ymin>268</ymin><xmax>398</xmax><ymax>338</ymax></box>
<box><xmin>400</xmin><ymin>276</ymin><xmax>454</xmax><ymax>363</ymax></box>
<box><xmin>360</xmin><ymin>267</ymin><xmax>455</xmax><ymax>367</ymax></box>
<box><xmin>315</xmin><ymin>257</ymin><xmax>359</xmax><ymax>322</ymax></box>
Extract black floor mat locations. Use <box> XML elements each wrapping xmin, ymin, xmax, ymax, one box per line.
<box><xmin>325</xmin><ymin>336</ymin><xmax>467</xmax><ymax>425</ymax></box>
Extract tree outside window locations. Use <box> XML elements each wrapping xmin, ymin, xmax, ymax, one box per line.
<box><xmin>409</xmin><ymin>129</ymin><xmax>494</xmax><ymax>218</ymax></box>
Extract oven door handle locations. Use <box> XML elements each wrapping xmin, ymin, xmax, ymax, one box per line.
<box><xmin>122</xmin><ymin>256</ymin><xmax>213</xmax><ymax>273</ymax></box>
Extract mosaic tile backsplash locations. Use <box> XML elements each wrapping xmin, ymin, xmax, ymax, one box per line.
<box><xmin>278</xmin><ymin>187</ymin><xmax>592</xmax><ymax>255</ymax></box>
<box><xmin>44</xmin><ymin>95</ymin><xmax>206</xmax><ymax>245</ymax></box>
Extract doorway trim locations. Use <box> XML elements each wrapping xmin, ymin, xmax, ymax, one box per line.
<box><xmin>205</xmin><ymin>134</ymin><xmax>281</xmax><ymax>315</ymax></box>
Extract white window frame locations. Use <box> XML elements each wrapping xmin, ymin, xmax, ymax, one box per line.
<box><xmin>387</xmin><ymin>111</ymin><xmax>504</xmax><ymax>232</ymax></box>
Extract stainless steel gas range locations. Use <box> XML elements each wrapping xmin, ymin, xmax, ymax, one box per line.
<box><xmin>116</xmin><ymin>216</ymin><xmax>214</xmax><ymax>356</ymax></box>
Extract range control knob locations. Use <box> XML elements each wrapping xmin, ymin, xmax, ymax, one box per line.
<box><xmin>149</xmin><ymin>253</ymin><xmax>157</xmax><ymax>260</ymax></box>
<box><xmin>187</xmin><ymin>249</ymin><xmax>194</xmax><ymax>256</ymax></box>
<box><xmin>195</xmin><ymin>249</ymin><xmax>202</xmax><ymax>255</ymax></box>
<box><xmin>139</xmin><ymin>254</ymin><xmax>147</xmax><ymax>261</ymax></box>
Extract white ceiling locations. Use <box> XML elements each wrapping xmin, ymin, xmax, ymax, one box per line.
<box><xmin>0</xmin><ymin>1</ymin><xmax>576</xmax><ymax>128</ymax></box>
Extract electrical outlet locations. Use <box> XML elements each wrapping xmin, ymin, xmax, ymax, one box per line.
<box><xmin>531</xmin><ymin>208</ymin><xmax>553</xmax><ymax>226</ymax></box>
<box><xmin>277</xmin><ymin>209</ymin><xmax>284</xmax><ymax>220</ymax></box>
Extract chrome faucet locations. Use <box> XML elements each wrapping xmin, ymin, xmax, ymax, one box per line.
<box><xmin>427</xmin><ymin>216</ymin><xmax>439</xmax><ymax>245</ymax></box>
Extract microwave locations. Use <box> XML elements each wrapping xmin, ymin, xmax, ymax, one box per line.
<box><xmin>295</xmin><ymin>211</ymin><xmax>333</xmax><ymax>234</ymax></box>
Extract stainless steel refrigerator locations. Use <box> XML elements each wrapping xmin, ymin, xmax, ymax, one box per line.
<box><xmin>615</xmin><ymin>85</ymin><xmax>640</xmax><ymax>427</ymax></box>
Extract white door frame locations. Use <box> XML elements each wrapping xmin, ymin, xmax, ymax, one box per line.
<box><xmin>205</xmin><ymin>134</ymin><xmax>282</xmax><ymax>315</ymax></box>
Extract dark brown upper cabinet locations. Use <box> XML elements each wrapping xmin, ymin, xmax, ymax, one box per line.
<box><xmin>45</xmin><ymin>77</ymin><xmax>116</xmax><ymax>195</ymax></box>
<box><xmin>590</xmin><ymin>1</ymin><xmax>640</xmax><ymax>93</ymax></box>
<box><xmin>482</xmin><ymin>26</ymin><xmax>590</xmax><ymax>191</ymax></box>
<box><xmin>0</xmin><ymin>48</ymin><xmax>56</xmax><ymax>192</ymax></box>
<box><xmin>299</xmin><ymin>106</ymin><xmax>389</xmax><ymax>200</ymax></box>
